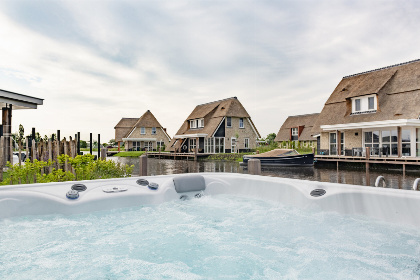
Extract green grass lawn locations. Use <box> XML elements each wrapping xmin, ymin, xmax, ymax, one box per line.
<box><xmin>114</xmin><ymin>151</ymin><xmax>146</xmax><ymax>157</ymax></box>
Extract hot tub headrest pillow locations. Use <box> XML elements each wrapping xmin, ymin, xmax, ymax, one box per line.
<box><xmin>173</xmin><ymin>174</ymin><xmax>206</xmax><ymax>193</ymax></box>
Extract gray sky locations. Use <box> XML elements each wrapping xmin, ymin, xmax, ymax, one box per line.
<box><xmin>0</xmin><ymin>0</ymin><xmax>419</xmax><ymax>142</ymax></box>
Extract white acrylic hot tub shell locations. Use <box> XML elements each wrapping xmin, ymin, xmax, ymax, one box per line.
<box><xmin>1</xmin><ymin>173</ymin><xmax>420</xmax><ymax>227</ymax></box>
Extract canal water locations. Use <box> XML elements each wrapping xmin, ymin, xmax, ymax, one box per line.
<box><xmin>111</xmin><ymin>157</ymin><xmax>420</xmax><ymax>190</ymax></box>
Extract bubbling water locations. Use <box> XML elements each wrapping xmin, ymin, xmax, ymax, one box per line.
<box><xmin>1</xmin><ymin>195</ymin><xmax>420</xmax><ymax>280</ymax></box>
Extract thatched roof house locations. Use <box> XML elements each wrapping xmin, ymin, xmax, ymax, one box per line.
<box><xmin>313</xmin><ymin>59</ymin><xmax>420</xmax><ymax>157</ymax></box>
<box><xmin>114</xmin><ymin>110</ymin><xmax>171</xmax><ymax>151</ymax></box>
<box><xmin>169</xmin><ymin>97</ymin><xmax>260</xmax><ymax>153</ymax></box>
<box><xmin>275</xmin><ymin>113</ymin><xmax>319</xmax><ymax>146</ymax></box>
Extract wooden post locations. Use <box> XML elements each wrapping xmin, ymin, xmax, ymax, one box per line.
<box><xmin>365</xmin><ymin>146</ymin><xmax>370</xmax><ymax>172</ymax></box>
<box><xmin>9</xmin><ymin>138</ymin><xmax>13</xmax><ymax>166</ymax></box>
<box><xmin>118</xmin><ymin>141</ymin><xmax>120</xmax><ymax>152</ymax></box>
<box><xmin>18</xmin><ymin>143</ymin><xmax>22</xmax><ymax>166</ymax></box>
<box><xmin>25</xmin><ymin>137</ymin><xmax>29</xmax><ymax>161</ymax></box>
<box><xmin>48</xmin><ymin>140</ymin><xmax>52</xmax><ymax>173</ymax></box>
<box><xmin>32</xmin><ymin>139</ymin><xmax>36</xmax><ymax>163</ymax></box>
<box><xmin>194</xmin><ymin>137</ymin><xmax>198</xmax><ymax>161</ymax></box>
<box><xmin>0</xmin><ymin>136</ymin><xmax>4</xmax><ymax>181</ymax></box>
<box><xmin>403</xmin><ymin>164</ymin><xmax>406</xmax><ymax>176</ymax></box>
<box><xmin>139</xmin><ymin>154</ymin><xmax>147</xmax><ymax>176</ymax></box>
<box><xmin>248</xmin><ymin>159</ymin><xmax>261</xmax><ymax>175</ymax></box>
<box><xmin>55</xmin><ymin>140</ymin><xmax>60</xmax><ymax>169</ymax></box>
<box><xmin>101</xmin><ymin>148</ymin><xmax>106</xmax><ymax>160</ymax></box>
<box><xmin>63</xmin><ymin>139</ymin><xmax>68</xmax><ymax>172</ymax></box>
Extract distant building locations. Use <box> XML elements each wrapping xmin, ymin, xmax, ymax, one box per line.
<box><xmin>312</xmin><ymin>59</ymin><xmax>420</xmax><ymax>157</ymax></box>
<box><xmin>114</xmin><ymin>110</ymin><xmax>171</xmax><ymax>151</ymax></box>
<box><xmin>274</xmin><ymin>113</ymin><xmax>319</xmax><ymax>148</ymax></box>
<box><xmin>169</xmin><ymin>97</ymin><xmax>260</xmax><ymax>153</ymax></box>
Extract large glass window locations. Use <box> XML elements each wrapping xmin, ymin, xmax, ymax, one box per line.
<box><xmin>364</xmin><ymin>131</ymin><xmax>380</xmax><ymax>156</ymax></box>
<box><xmin>144</xmin><ymin>141</ymin><xmax>153</xmax><ymax>151</ymax></box>
<box><xmin>215</xmin><ymin>137</ymin><xmax>224</xmax><ymax>153</ymax></box>
<box><xmin>204</xmin><ymin>138</ymin><xmax>214</xmax><ymax>153</ymax></box>
<box><xmin>402</xmin><ymin>129</ymin><xmax>411</xmax><ymax>156</ymax></box>
<box><xmin>416</xmin><ymin>128</ymin><xmax>420</xmax><ymax>157</ymax></box>
<box><xmin>133</xmin><ymin>141</ymin><xmax>141</xmax><ymax>151</ymax></box>
<box><xmin>189</xmin><ymin>138</ymin><xmax>197</xmax><ymax>152</ymax></box>
<box><xmin>329</xmin><ymin>133</ymin><xmax>337</xmax><ymax>155</ymax></box>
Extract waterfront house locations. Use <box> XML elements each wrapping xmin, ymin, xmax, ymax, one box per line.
<box><xmin>168</xmin><ymin>97</ymin><xmax>261</xmax><ymax>153</ymax></box>
<box><xmin>312</xmin><ymin>59</ymin><xmax>420</xmax><ymax>158</ymax></box>
<box><xmin>274</xmin><ymin>113</ymin><xmax>319</xmax><ymax>149</ymax></box>
<box><xmin>114</xmin><ymin>110</ymin><xmax>171</xmax><ymax>151</ymax></box>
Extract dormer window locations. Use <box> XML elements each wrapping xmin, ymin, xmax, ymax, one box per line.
<box><xmin>351</xmin><ymin>94</ymin><xmax>377</xmax><ymax>115</ymax></box>
<box><xmin>190</xmin><ymin>118</ymin><xmax>204</xmax><ymax>129</ymax></box>
<box><xmin>190</xmin><ymin>120</ymin><xmax>197</xmax><ymax>129</ymax></box>
<box><xmin>291</xmin><ymin>128</ymin><xmax>298</xmax><ymax>136</ymax></box>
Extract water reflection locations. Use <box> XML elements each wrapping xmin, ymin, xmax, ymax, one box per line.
<box><xmin>111</xmin><ymin>157</ymin><xmax>420</xmax><ymax>190</ymax></box>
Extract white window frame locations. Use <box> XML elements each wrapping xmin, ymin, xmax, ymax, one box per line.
<box><xmin>239</xmin><ymin>118</ymin><xmax>244</xmax><ymax>128</ymax></box>
<box><xmin>352</xmin><ymin>94</ymin><xmax>377</xmax><ymax>114</ymax></box>
<box><xmin>231</xmin><ymin>137</ymin><xmax>237</xmax><ymax>153</ymax></box>
<box><xmin>244</xmin><ymin>138</ymin><xmax>249</xmax><ymax>149</ymax></box>
<box><xmin>190</xmin><ymin>120</ymin><xmax>197</xmax><ymax>129</ymax></box>
<box><xmin>291</xmin><ymin>127</ymin><xmax>298</xmax><ymax>136</ymax></box>
<box><xmin>152</xmin><ymin>127</ymin><xmax>156</xmax><ymax>135</ymax></box>
<box><xmin>368</xmin><ymin>96</ymin><xmax>375</xmax><ymax>110</ymax></box>
<box><xmin>140</xmin><ymin>127</ymin><xmax>146</xmax><ymax>135</ymax></box>
<box><xmin>189</xmin><ymin>138</ymin><xmax>197</xmax><ymax>152</ymax></box>
<box><xmin>199</xmin><ymin>118</ymin><xmax>204</xmax><ymax>128</ymax></box>
<box><xmin>355</xmin><ymin>99</ymin><xmax>361</xmax><ymax>112</ymax></box>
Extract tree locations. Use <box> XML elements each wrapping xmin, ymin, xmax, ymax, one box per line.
<box><xmin>109</xmin><ymin>139</ymin><xmax>117</xmax><ymax>146</ymax></box>
<box><xmin>266</xmin><ymin>133</ymin><xmax>276</xmax><ymax>145</ymax></box>
<box><xmin>80</xmin><ymin>140</ymin><xmax>87</xmax><ymax>148</ymax></box>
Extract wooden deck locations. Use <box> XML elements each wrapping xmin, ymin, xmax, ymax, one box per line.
<box><xmin>146</xmin><ymin>152</ymin><xmax>211</xmax><ymax>160</ymax></box>
<box><xmin>315</xmin><ymin>155</ymin><xmax>420</xmax><ymax>166</ymax></box>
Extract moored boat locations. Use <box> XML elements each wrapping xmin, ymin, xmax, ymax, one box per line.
<box><xmin>242</xmin><ymin>149</ymin><xmax>314</xmax><ymax>167</ymax></box>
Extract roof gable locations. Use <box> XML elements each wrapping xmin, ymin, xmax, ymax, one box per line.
<box><xmin>114</xmin><ymin>118</ymin><xmax>138</xmax><ymax>129</ymax></box>
<box><xmin>186</xmin><ymin>97</ymin><xmax>250</xmax><ymax>120</ymax></box>
<box><xmin>133</xmin><ymin>110</ymin><xmax>163</xmax><ymax>128</ymax></box>
<box><xmin>275</xmin><ymin>113</ymin><xmax>320</xmax><ymax>142</ymax></box>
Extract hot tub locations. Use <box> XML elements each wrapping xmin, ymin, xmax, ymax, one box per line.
<box><xmin>1</xmin><ymin>173</ymin><xmax>420</xmax><ymax>279</ymax></box>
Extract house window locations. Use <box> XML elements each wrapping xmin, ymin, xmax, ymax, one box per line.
<box><xmin>291</xmin><ymin>128</ymin><xmax>298</xmax><ymax>136</ymax></box>
<box><xmin>226</xmin><ymin>117</ymin><xmax>232</xmax><ymax>127</ymax></box>
<box><xmin>189</xmin><ymin>138</ymin><xmax>196</xmax><ymax>152</ymax></box>
<box><xmin>364</xmin><ymin>131</ymin><xmax>380</xmax><ymax>156</ymax></box>
<box><xmin>244</xmin><ymin>138</ymin><xmax>249</xmax><ymax>149</ymax></box>
<box><xmin>133</xmin><ymin>141</ymin><xmax>141</xmax><ymax>151</ymax></box>
<box><xmin>239</xmin><ymin>118</ymin><xmax>244</xmax><ymax>128</ymax></box>
<box><xmin>199</xmin><ymin>118</ymin><xmax>204</xmax><ymax>128</ymax></box>
<box><xmin>190</xmin><ymin>120</ymin><xmax>197</xmax><ymax>129</ymax></box>
<box><xmin>416</xmin><ymin>128</ymin><xmax>420</xmax><ymax>157</ymax></box>
<box><xmin>231</xmin><ymin>137</ymin><xmax>237</xmax><ymax>153</ymax></box>
<box><xmin>402</xmin><ymin>129</ymin><xmax>411</xmax><ymax>156</ymax></box>
<box><xmin>381</xmin><ymin>130</ymin><xmax>398</xmax><ymax>156</ymax></box>
<box><xmin>355</xmin><ymin>99</ymin><xmax>361</xmax><ymax>111</ymax></box>
<box><xmin>144</xmin><ymin>141</ymin><xmax>153</xmax><ymax>151</ymax></box>
<box><xmin>205</xmin><ymin>138</ymin><xmax>214</xmax><ymax>153</ymax></box>
<box><xmin>215</xmin><ymin>137</ymin><xmax>224</xmax><ymax>153</ymax></box>
<box><xmin>141</xmin><ymin>127</ymin><xmax>145</xmax><ymax>135</ymax></box>
<box><xmin>368</xmin><ymin>97</ymin><xmax>375</xmax><ymax>110</ymax></box>
<box><xmin>329</xmin><ymin>132</ymin><xmax>337</xmax><ymax>155</ymax></box>
<box><xmin>152</xmin><ymin>127</ymin><xmax>156</xmax><ymax>134</ymax></box>
<box><xmin>352</xmin><ymin>94</ymin><xmax>377</xmax><ymax>114</ymax></box>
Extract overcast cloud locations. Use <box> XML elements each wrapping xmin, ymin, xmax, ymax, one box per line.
<box><xmin>0</xmin><ymin>0</ymin><xmax>419</xmax><ymax>142</ymax></box>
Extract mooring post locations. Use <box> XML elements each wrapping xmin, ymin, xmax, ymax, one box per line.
<box><xmin>63</xmin><ymin>139</ymin><xmax>68</xmax><ymax>172</ymax></box>
<box><xmin>248</xmin><ymin>159</ymin><xmax>261</xmax><ymax>175</ymax></box>
<box><xmin>90</xmin><ymin>133</ymin><xmax>93</xmax><ymax>155</ymax></box>
<box><xmin>48</xmin><ymin>139</ymin><xmax>52</xmax><ymax>173</ymax></box>
<box><xmin>0</xmin><ymin>136</ymin><xmax>4</xmax><ymax>181</ymax></box>
<box><xmin>9</xmin><ymin>138</ymin><xmax>13</xmax><ymax>166</ymax></box>
<box><xmin>32</xmin><ymin>139</ymin><xmax>36</xmax><ymax>163</ymax></box>
<box><xmin>139</xmin><ymin>154</ymin><xmax>147</xmax><ymax>176</ymax></box>
<box><xmin>25</xmin><ymin>136</ymin><xmax>29</xmax><ymax>161</ymax></box>
<box><xmin>77</xmin><ymin>132</ymin><xmax>81</xmax><ymax>155</ymax></box>
<box><xmin>98</xmin><ymin>134</ymin><xmax>101</xmax><ymax>159</ymax></box>
<box><xmin>101</xmin><ymin>148</ymin><xmax>106</xmax><ymax>160</ymax></box>
<box><xmin>365</xmin><ymin>147</ymin><xmax>370</xmax><ymax>171</ymax></box>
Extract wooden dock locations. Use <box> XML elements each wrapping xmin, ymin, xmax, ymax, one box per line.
<box><xmin>146</xmin><ymin>152</ymin><xmax>211</xmax><ymax>160</ymax></box>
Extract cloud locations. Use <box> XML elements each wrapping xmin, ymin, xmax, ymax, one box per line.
<box><xmin>0</xmin><ymin>0</ymin><xmax>419</xmax><ymax>141</ymax></box>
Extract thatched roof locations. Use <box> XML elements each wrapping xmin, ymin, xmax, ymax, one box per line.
<box><xmin>114</xmin><ymin>118</ymin><xmax>138</xmax><ymax>129</ymax></box>
<box><xmin>313</xmin><ymin>59</ymin><xmax>420</xmax><ymax>132</ymax></box>
<box><xmin>275</xmin><ymin>113</ymin><xmax>320</xmax><ymax>142</ymax></box>
<box><xmin>133</xmin><ymin>110</ymin><xmax>163</xmax><ymax>128</ymax></box>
